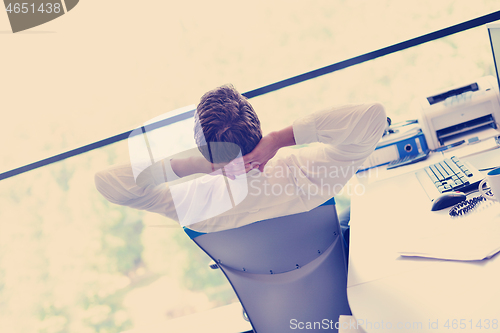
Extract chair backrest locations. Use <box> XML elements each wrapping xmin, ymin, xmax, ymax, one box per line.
<box><xmin>185</xmin><ymin>200</ymin><xmax>351</xmax><ymax>333</ymax></box>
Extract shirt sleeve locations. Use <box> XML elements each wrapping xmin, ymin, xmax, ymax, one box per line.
<box><xmin>285</xmin><ymin>103</ymin><xmax>387</xmax><ymax>203</ymax></box>
<box><xmin>94</xmin><ymin>162</ymin><xmax>178</xmax><ymax>219</ymax></box>
<box><xmin>293</xmin><ymin>103</ymin><xmax>387</xmax><ymax>150</ymax></box>
<box><xmin>293</xmin><ymin>103</ymin><xmax>387</xmax><ymax>159</ymax></box>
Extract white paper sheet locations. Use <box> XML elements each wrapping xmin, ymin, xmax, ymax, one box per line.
<box><xmin>398</xmin><ymin>200</ymin><xmax>500</xmax><ymax>261</ymax></box>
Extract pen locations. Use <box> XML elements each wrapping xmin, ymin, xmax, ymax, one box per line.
<box><xmin>433</xmin><ymin>140</ymin><xmax>466</xmax><ymax>152</ymax></box>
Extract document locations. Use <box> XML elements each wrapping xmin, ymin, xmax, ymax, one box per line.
<box><xmin>398</xmin><ymin>200</ymin><xmax>500</xmax><ymax>261</ymax></box>
<box><xmin>442</xmin><ymin>132</ymin><xmax>500</xmax><ymax>159</ymax></box>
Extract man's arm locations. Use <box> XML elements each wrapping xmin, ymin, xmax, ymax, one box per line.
<box><xmin>171</xmin><ymin>156</ymin><xmax>243</xmax><ymax>180</ymax></box>
<box><xmin>243</xmin><ymin>125</ymin><xmax>296</xmax><ymax>172</ymax></box>
<box><xmin>244</xmin><ymin>103</ymin><xmax>387</xmax><ymax>173</ymax></box>
<box><xmin>94</xmin><ymin>155</ymin><xmax>211</xmax><ymax>216</ymax></box>
<box><xmin>95</xmin><ymin>152</ymin><xmax>244</xmax><ymax>214</ymax></box>
<box><xmin>134</xmin><ymin>156</ymin><xmax>211</xmax><ymax>188</ymax></box>
<box><xmin>170</xmin><ymin>156</ymin><xmax>214</xmax><ymax>178</ymax></box>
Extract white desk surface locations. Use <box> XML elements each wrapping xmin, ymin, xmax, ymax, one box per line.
<box><xmin>347</xmin><ymin>146</ymin><xmax>500</xmax><ymax>333</ymax></box>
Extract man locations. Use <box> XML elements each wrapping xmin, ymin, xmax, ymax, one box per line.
<box><xmin>95</xmin><ymin>84</ymin><xmax>386</xmax><ymax>248</ymax></box>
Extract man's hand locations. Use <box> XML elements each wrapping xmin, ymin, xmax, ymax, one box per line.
<box><xmin>243</xmin><ymin>125</ymin><xmax>296</xmax><ymax>172</ymax></box>
<box><xmin>210</xmin><ymin>157</ymin><xmax>246</xmax><ymax>180</ymax></box>
<box><xmin>243</xmin><ymin>132</ymin><xmax>280</xmax><ymax>172</ymax></box>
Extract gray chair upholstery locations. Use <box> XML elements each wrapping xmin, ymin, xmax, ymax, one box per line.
<box><xmin>184</xmin><ymin>200</ymin><xmax>351</xmax><ymax>333</ymax></box>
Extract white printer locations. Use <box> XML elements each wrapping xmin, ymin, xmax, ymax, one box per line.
<box><xmin>418</xmin><ymin>76</ymin><xmax>500</xmax><ymax>150</ymax></box>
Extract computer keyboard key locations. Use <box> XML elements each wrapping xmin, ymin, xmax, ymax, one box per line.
<box><xmin>424</xmin><ymin>167</ymin><xmax>439</xmax><ymax>183</ymax></box>
<box><xmin>437</xmin><ymin>164</ymin><xmax>451</xmax><ymax>179</ymax></box>
<box><xmin>430</xmin><ymin>165</ymin><xmax>444</xmax><ymax>180</ymax></box>
<box><xmin>438</xmin><ymin>185</ymin><xmax>452</xmax><ymax>193</ymax></box>
<box><xmin>439</xmin><ymin>166</ymin><xmax>450</xmax><ymax>178</ymax></box>
<box><xmin>435</xmin><ymin>164</ymin><xmax>446</xmax><ymax>175</ymax></box>
<box><xmin>444</xmin><ymin>159</ymin><xmax>458</xmax><ymax>172</ymax></box>
<box><xmin>442</xmin><ymin>163</ymin><xmax>454</xmax><ymax>176</ymax></box>
<box><xmin>450</xmin><ymin>164</ymin><xmax>462</xmax><ymax>174</ymax></box>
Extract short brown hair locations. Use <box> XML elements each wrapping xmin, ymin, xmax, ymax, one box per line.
<box><xmin>194</xmin><ymin>84</ymin><xmax>262</xmax><ymax>163</ymax></box>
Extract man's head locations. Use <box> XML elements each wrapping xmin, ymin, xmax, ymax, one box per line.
<box><xmin>194</xmin><ymin>84</ymin><xmax>262</xmax><ymax>163</ymax></box>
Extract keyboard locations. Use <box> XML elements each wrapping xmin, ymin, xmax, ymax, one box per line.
<box><xmin>415</xmin><ymin>156</ymin><xmax>484</xmax><ymax>200</ymax></box>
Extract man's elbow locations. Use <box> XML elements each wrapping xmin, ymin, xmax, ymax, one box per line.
<box><xmin>94</xmin><ymin>171</ymin><xmax>122</xmax><ymax>205</ymax></box>
<box><xmin>94</xmin><ymin>171</ymin><xmax>109</xmax><ymax>198</ymax></box>
<box><xmin>368</xmin><ymin>102</ymin><xmax>387</xmax><ymax>137</ymax></box>
<box><xmin>369</xmin><ymin>102</ymin><xmax>387</xmax><ymax>125</ymax></box>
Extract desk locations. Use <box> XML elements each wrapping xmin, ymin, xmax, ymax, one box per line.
<box><xmin>347</xmin><ymin>148</ymin><xmax>500</xmax><ymax>333</ymax></box>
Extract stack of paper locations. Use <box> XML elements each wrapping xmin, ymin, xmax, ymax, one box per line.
<box><xmin>399</xmin><ymin>200</ymin><xmax>500</xmax><ymax>261</ymax></box>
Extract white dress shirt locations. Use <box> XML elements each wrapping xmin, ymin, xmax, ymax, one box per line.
<box><xmin>95</xmin><ymin>103</ymin><xmax>386</xmax><ymax>233</ymax></box>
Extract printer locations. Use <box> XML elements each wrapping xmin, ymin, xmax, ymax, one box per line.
<box><xmin>418</xmin><ymin>76</ymin><xmax>500</xmax><ymax>150</ymax></box>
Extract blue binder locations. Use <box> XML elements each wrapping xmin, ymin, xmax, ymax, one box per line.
<box><xmin>359</xmin><ymin>126</ymin><xmax>429</xmax><ymax>171</ymax></box>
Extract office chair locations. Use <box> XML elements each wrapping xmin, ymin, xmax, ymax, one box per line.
<box><xmin>184</xmin><ymin>198</ymin><xmax>351</xmax><ymax>333</ymax></box>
